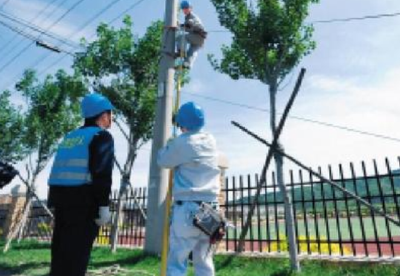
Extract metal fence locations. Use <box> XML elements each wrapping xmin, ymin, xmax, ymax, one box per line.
<box><xmin>23</xmin><ymin>204</ymin><xmax>53</xmax><ymax>242</ymax></box>
<box><xmin>96</xmin><ymin>188</ymin><xmax>147</xmax><ymax>247</ymax></box>
<box><xmin>21</xmin><ymin>157</ymin><xmax>400</xmax><ymax>258</ymax></box>
<box><xmin>221</xmin><ymin>157</ymin><xmax>400</xmax><ymax>257</ymax></box>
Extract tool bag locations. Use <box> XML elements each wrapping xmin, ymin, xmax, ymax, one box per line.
<box><xmin>193</xmin><ymin>202</ymin><xmax>226</xmax><ymax>244</ymax></box>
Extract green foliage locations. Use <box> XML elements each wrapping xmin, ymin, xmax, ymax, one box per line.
<box><xmin>0</xmin><ymin>90</ymin><xmax>26</xmax><ymax>163</ymax></box>
<box><xmin>74</xmin><ymin>17</ymin><xmax>163</xmax><ymax>146</ymax></box>
<box><xmin>209</xmin><ymin>0</ymin><xmax>318</xmax><ymax>85</ymax></box>
<box><xmin>15</xmin><ymin>69</ymin><xmax>86</xmax><ymax>175</ymax></box>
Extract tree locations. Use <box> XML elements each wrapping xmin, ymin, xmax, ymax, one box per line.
<box><xmin>16</xmin><ymin>69</ymin><xmax>86</xmax><ymax>188</ymax></box>
<box><xmin>0</xmin><ymin>90</ymin><xmax>26</xmax><ymax>163</ymax></box>
<box><xmin>74</xmin><ymin>16</ymin><xmax>163</xmax><ymax>251</ymax></box>
<box><xmin>209</xmin><ymin>0</ymin><xmax>318</xmax><ymax>271</ymax></box>
<box><xmin>4</xmin><ymin>69</ymin><xmax>87</xmax><ymax>250</ymax></box>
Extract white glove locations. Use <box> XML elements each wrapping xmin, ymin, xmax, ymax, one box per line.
<box><xmin>95</xmin><ymin>206</ymin><xmax>111</xmax><ymax>226</ymax></box>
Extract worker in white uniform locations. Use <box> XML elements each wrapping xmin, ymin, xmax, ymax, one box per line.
<box><xmin>157</xmin><ymin>101</ymin><xmax>220</xmax><ymax>276</ymax></box>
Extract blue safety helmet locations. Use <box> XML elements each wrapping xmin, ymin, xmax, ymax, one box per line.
<box><xmin>180</xmin><ymin>0</ymin><xmax>191</xmax><ymax>9</ymax></box>
<box><xmin>176</xmin><ymin>102</ymin><xmax>205</xmax><ymax>131</ymax></box>
<box><xmin>81</xmin><ymin>93</ymin><xmax>114</xmax><ymax>118</ymax></box>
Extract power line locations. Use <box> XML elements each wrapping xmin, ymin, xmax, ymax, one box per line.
<box><xmin>312</xmin><ymin>11</ymin><xmax>400</xmax><ymax>24</ymax></box>
<box><xmin>0</xmin><ymin>20</ymin><xmax>38</xmax><ymax>42</ymax></box>
<box><xmin>67</xmin><ymin>0</ymin><xmax>125</xmax><ymax>42</ymax></box>
<box><xmin>0</xmin><ymin>20</ymin><xmax>74</xmax><ymax>55</ymax></box>
<box><xmin>0</xmin><ymin>0</ymin><xmax>79</xmax><ymax>74</ymax></box>
<box><xmin>37</xmin><ymin>0</ymin><xmax>151</xmax><ymax>78</ymax></box>
<box><xmin>41</xmin><ymin>0</ymin><xmax>87</xmax><ymax>33</ymax></box>
<box><xmin>0</xmin><ymin>0</ymin><xmax>86</xmax><ymax>79</ymax></box>
<box><xmin>108</xmin><ymin>0</ymin><xmax>148</xmax><ymax>25</ymax></box>
<box><xmin>1</xmin><ymin>0</ymin><xmax>140</xmax><ymax>90</ymax></box>
<box><xmin>183</xmin><ymin>91</ymin><xmax>400</xmax><ymax>143</ymax></box>
<box><xmin>0</xmin><ymin>0</ymin><xmax>64</xmax><ymax>57</ymax></box>
<box><xmin>0</xmin><ymin>20</ymin><xmax>75</xmax><ymax>55</ymax></box>
<box><xmin>207</xmin><ymin>11</ymin><xmax>400</xmax><ymax>33</ymax></box>
<box><xmin>0</xmin><ymin>0</ymin><xmax>10</xmax><ymax>10</ymax></box>
<box><xmin>0</xmin><ymin>10</ymin><xmax>81</xmax><ymax>49</ymax></box>
<box><xmin>34</xmin><ymin>0</ymin><xmax>127</xmax><ymax>77</ymax></box>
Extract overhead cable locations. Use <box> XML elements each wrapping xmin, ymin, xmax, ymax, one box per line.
<box><xmin>0</xmin><ymin>20</ymin><xmax>75</xmax><ymax>55</ymax></box>
<box><xmin>0</xmin><ymin>0</ymin><xmax>10</xmax><ymax>10</ymax></box>
<box><xmin>34</xmin><ymin>0</ymin><xmax>127</xmax><ymax>77</ymax></box>
<box><xmin>37</xmin><ymin>0</ymin><xmax>151</xmax><ymax>78</ymax></box>
<box><xmin>1</xmin><ymin>0</ymin><xmax>136</xmax><ymax>89</ymax></box>
<box><xmin>0</xmin><ymin>0</ymin><xmax>87</xmax><ymax>77</ymax></box>
<box><xmin>0</xmin><ymin>0</ymin><xmax>65</xmax><ymax>57</ymax></box>
<box><xmin>183</xmin><ymin>91</ymin><xmax>400</xmax><ymax>143</ymax></box>
<box><xmin>312</xmin><ymin>11</ymin><xmax>400</xmax><ymax>24</ymax></box>
<box><xmin>0</xmin><ymin>10</ymin><xmax>81</xmax><ymax>48</ymax></box>
<box><xmin>207</xmin><ymin>10</ymin><xmax>400</xmax><ymax>33</ymax></box>
<box><xmin>108</xmin><ymin>0</ymin><xmax>148</xmax><ymax>25</ymax></box>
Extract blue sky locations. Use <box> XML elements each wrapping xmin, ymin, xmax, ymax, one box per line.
<box><xmin>1</xmin><ymin>0</ymin><xmax>400</xmax><ymax>198</ymax></box>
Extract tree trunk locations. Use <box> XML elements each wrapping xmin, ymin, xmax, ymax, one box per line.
<box><xmin>3</xmin><ymin>189</ymin><xmax>33</xmax><ymax>252</ymax></box>
<box><xmin>110</xmin><ymin>176</ymin><xmax>130</xmax><ymax>252</ymax></box>
<box><xmin>269</xmin><ymin>79</ymin><xmax>300</xmax><ymax>272</ymax></box>
<box><xmin>16</xmin><ymin>173</ymin><xmax>38</xmax><ymax>243</ymax></box>
<box><xmin>110</xmin><ymin>142</ymin><xmax>139</xmax><ymax>252</ymax></box>
<box><xmin>16</xmin><ymin>195</ymin><xmax>33</xmax><ymax>242</ymax></box>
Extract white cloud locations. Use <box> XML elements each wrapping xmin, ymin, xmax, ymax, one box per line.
<box><xmin>279</xmin><ymin>67</ymin><xmax>400</xmax><ymax>171</ymax></box>
<box><xmin>305</xmin><ymin>69</ymin><xmax>400</xmax><ymax>119</ymax></box>
<box><xmin>307</xmin><ymin>74</ymin><xmax>358</xmax><ymax>94</ymax></box>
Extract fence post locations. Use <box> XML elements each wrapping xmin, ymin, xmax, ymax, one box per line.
<box><xmin>217</xmin><ymin>152</ymin><xmax>229</xmax><ymax>252</ymax></box>
<box><xmin>218</xmin><ymin>152</ymin><xmax>229</xmax><ymax>208</ymax></box>
<box><xmin>3</xmin><ymin>185</ymin><xmax>26</xmax><ymax>239</ymax></box>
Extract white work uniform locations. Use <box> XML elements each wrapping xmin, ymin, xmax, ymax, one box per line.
<box><xmin>157</xmin><ymin>129</ymin><xmax>220</xmax><ymax>276</ymax></box>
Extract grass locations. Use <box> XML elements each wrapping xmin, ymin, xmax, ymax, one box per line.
<box><xmin>1</xmin><ymin>240</ymin><xmax>400</xmax><ymax>276</ymax></box>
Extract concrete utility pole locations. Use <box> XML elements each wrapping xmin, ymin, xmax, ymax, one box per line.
<box><xmin>144</xmin><ymin>0</ymin><xmax>178</xmax><ymax>254</ymax></box>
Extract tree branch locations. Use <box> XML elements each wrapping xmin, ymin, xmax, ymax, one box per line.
<box><xmin>113</xmin><ymin>118</ymin><xmax>130</xmax><ymax>142</ymax></box>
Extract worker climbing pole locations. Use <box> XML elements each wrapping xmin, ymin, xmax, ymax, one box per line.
<box><xmin>177</xmin><ymin>0</ymin><xmax>207</xmax><ymax>70</ymax></box>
